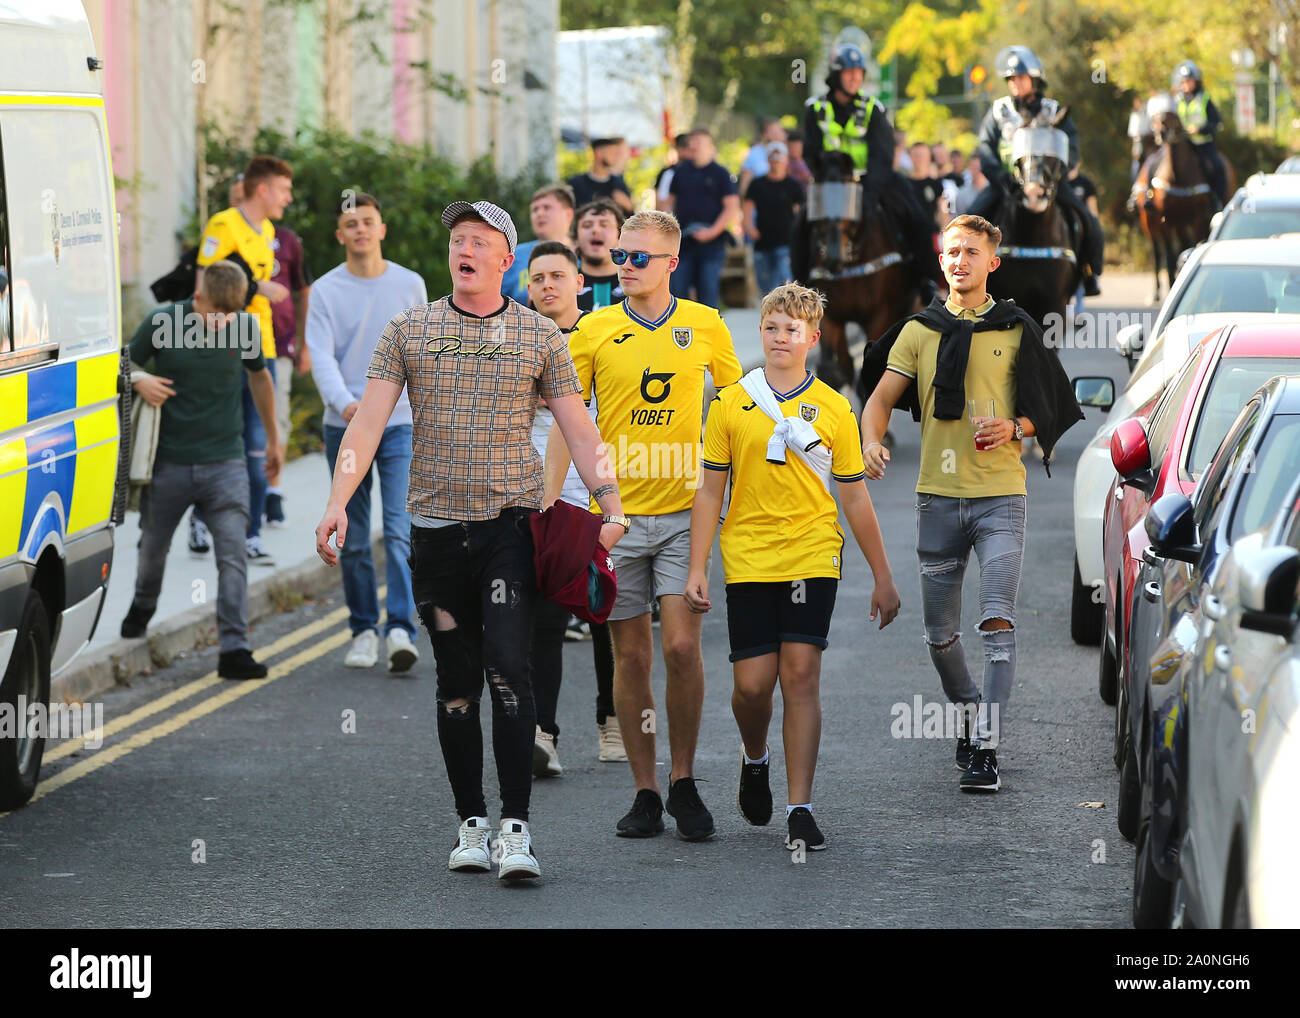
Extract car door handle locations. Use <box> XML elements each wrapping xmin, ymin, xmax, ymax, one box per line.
<box><xmin>1214</xmin><ymin>646</ymin><xmax>1231</xmax><ymax>672</ymax></box>
<box><xmin>1143</xmin><ymin>581</ymin><xmax>1161</xmax><ymax>603</ymax></box>
<box><xmin>1204</xmin><ymin>595</ymin><xmax>1225</xmax><ymax>621</ymax></box>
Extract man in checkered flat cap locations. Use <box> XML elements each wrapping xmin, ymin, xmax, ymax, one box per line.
<box><xmin>315</xmin><ymin>200</ymin><xmax>629</xmax><ymax>882</ymax></box>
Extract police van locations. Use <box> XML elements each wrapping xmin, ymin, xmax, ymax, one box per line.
<box><xmin>0</xmin><ymin>2</ymin><xmax>128</xmax><ymax>808</ymax></box>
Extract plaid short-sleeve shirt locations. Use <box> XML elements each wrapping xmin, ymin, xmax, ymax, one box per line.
<box><xmin>366</xmin><ymin>295</ymin><xmax>581</xmax><ymax>521</ymax></box>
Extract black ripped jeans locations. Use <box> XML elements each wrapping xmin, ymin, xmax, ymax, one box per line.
<box><xmin>410</xmin><ymin>507</ymin><xmax>538</xmax><ymax>822</ymax></box>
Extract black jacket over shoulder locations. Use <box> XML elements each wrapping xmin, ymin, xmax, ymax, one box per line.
<box><xmin>856</xmin><ymin>296</ymin><xmax>1084</xmax><ymax>476</ymax></box>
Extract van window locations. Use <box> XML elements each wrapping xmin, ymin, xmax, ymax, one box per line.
<box><xmin>0</xmin><ymin>108</ymin><xmax>115</xmax><ymax>371</ymax></box>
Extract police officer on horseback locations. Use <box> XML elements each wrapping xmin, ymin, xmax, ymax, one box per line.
<box><xmin>1172</xmin><ymin>60</ymin><xmax>1227</xmax><ymax>206</ymax></box>
<box><xmin>968</xmin><ymin>45</ymin><xmax>1104</xmax><ymax>296</ymax></box>
<box><xmin>796</xmin><ymin>42</ymin><xmax>940</xmax><ymax>297</ymax></box>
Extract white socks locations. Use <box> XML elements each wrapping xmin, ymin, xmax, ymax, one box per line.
<box><xmin>743</xmin><ymin>748</ymin><xmax>769</xmax><ymax>765</ymax></box>
<box><xmin>786</xmin><ymin>803</ymin><xmax>812</xmax><ymax>817</ymax></box>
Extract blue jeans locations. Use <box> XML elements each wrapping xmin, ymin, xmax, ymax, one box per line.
<box><xmin>670</xmin><ymin>240</ymin><xmax>727</xmax><ymax>308</ymax></box>
<box><xmin>241</xmin><ymin>359</ymin><xmax>275</xmax><ymax>540</ymax></box>
<box><xmin>752</xmin><ymin>246</ymin><xmax>792</xmax><ymax>296</ymax></box>
<box><xmin>915</xmin><ymin>493</ymin><xmax>1027</xmax><ymax>748</ymax></box>
<box><xmin>323</xmin><ymin>423</ymin><xmax>417</xmax><ymax>638</ymax></box>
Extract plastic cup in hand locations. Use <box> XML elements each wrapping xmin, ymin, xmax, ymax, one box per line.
<box><xmin>969</xmin><ymin>398</ymin><xmax>995</xmax><ymax>450</ymax></box>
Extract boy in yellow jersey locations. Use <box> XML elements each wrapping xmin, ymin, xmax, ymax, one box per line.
<box><xmin>546</xmin><ymin>210</ymin><xmax>743</xmax><ymax>841</ymax></box>
<box><xmin>195</xmin><ymin>156</ymin><xmax>294</xmax><ymax>565</ymax></box>
<box><xmin>685</xmin><ymin>283</ymin><xmax>900</xmax><ymax>851</ymax></box>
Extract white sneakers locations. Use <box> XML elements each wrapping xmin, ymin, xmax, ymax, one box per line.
<box><xmin>386</xmin><ymin>628</ymin><xmax>419</xmax><ymax>673</ymax></box>
<box><xmin>447</xmin><ymin>817</ymin><xmax>540</xmax><ymax>880</ymax></box>
<box><xmin>495</xmin><ymin>820</ymin><xmax>541</xmax><ymax>880</ymax></box>
<box><xmin>448</xmin><ymin>817</ymin><xmax>493</xmax><ymax>872</ymax></box>
<box><xmin>533</xmin><ymin>727</ymin><xmax>563</xmax><ymax>777</ymax></box>
<box><xmin>344</xmin><ymin>629</ymin><xmax>420</xmax><ymax>672</ymax></box>
<box><xmin>598</xmin><ymin>716</ymin><xmax>628</xmax><ymax>762</ymax></box>
<box><xmin>343</xmin><ymin>629</ymin><xmax>380</xmax><ymax>668</ymax></box>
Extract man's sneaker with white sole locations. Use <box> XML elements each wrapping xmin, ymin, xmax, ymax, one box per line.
<box><xmin>597</xmin><ymin>716</ymin><xmax>627</xmax><ymax>762</ymax></box>
<box><xmin>496</xmin><ymin>820</ymin><xmax>541</xmax><ymax>880</ymax></box>
<box><xmin>386</xmin><ymin>628</ymin><xmax>418</xmax><ymax>673</ymax></box>
<box><xmin>344</xmin><ymin>630</ymin><xmax>379</xmax><ymax>668</ymax></box>
<box><xmin>533</xmin><ymin>727</ymin><xmax>562</xmax><ymax>777</ymax></box>
<box><xmin>448</xmin><ymin>817</ymin><xmax>493</xmax><ymax>872</ymax></box>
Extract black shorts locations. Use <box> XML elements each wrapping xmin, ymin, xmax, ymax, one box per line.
<box><xmin>725</xmin><ymin>578</ymin><xmax>839</xmax><ymax>662</ymax></box>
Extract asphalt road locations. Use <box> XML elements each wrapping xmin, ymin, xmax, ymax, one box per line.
<box><xmin>1</xmin><ymin>300</ymin><xmax>1148</xmax><ymax>929</ymax></box>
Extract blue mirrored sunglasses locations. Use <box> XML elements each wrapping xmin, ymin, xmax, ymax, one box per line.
<box><xmin>609</xmin><ymin>248</ymin><xmax>673</xmax><ymax>269</ymax></box>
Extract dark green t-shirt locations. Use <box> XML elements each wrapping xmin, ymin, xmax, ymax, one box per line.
<box><xmin>128</xmin><ymin>300</ymin><xmax>266</xmax><ymax>465</ymax></box>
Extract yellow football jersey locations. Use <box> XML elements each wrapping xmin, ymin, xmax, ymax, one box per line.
<box><xmin>197</xmin><ymin>207</ymin><xmax>276</xmax><ymax>359</ymax></box>
<box><xmin>702</xmin><ymin>372</ymin><xmax>866</xmax><ymax>583</ymax></box>
<box><xmin>571</xmin><ymin>297</ymin><xmax>743</xmax><ymax>515</ymax></box>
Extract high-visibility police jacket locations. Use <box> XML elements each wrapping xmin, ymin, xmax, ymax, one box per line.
<box><xmin>1177</xmin><ymin>90</ymin><xmax>1221</xmax><ymax>145</ymax></box>
<box><xmin>977</xmin><ymin>93</ymin><xmax>1080</xmax><ymax>185</ymax></box>
<box><xmin>802</xmin><ymin>91</ymin><xmax>894</xmax><ymax>185</ymax></box>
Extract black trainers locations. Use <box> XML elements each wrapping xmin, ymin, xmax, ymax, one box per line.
<box><xmin>737</xmin><ymin>750</ymin><xmax>772</xmax><ymax>826</ymax></box>
<box><xmin>666</xmin><ymin>776</ymin><xmax>715</xmax><ymax>841</ymax></box>
<box><xmin>120</xmin><ymin>603</ymin><xmax>152</xmax><ymax>640</ymax></box>
<box><xmin>959</xmin><ymin>747</ymin><xmax>1000</xmax><ymax>792</ymax></box>
<box><xmin>955</xmin><ymin>707</ymin><xmax>974</xmax><ymax>770</ymax></box>
<box><xmin>217</xmin><ymin>648</ymin><xmax>269</xmax><ymax>680</ymax></box>
<box><xmin>785</xmin><ymin>807</ymin><xmax>827</xmax><ymax>851</ymax></box>
<box><xmin>616</xmin><ymin>789</ymin><xmax>665</xmax><ymax>838</ymax></box>
<box><xmin>264</xmin><ymin>491</ymin><xmax>286</xmax><ymax>527</ymax></box>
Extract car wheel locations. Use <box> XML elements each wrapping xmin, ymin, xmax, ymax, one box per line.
<box><xmin>1133</xmin><ymin>810</ymin><xmax>1175</xmax><ymax>928</ymax></box>
<box><xmin>1071</xmin><ymin>559</ymin><xmax>1103</xmax><ymax>646</ymax></box>
<box><xmin>0</xmin><ymin>590</ymin><xmax>51</xmax><ymax>810</ymax></box>
<box><xmin>1117</xmin><ymin>722</ymin><xmax>1140</xmax><ymax>842</ymax></box>
<box><xmin>1098</xmin><ymin>629</ymin><xmax>1118</xmax><ymax>706</ymax></box>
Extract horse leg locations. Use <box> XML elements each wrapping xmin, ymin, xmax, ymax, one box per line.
<box><xmin>1149</xmin><ymin>229</ymin><xmax>1163</xmax><ymax>305</ymax></box>
<box><xmin>817</xmin><ymin>317</ymin><xmax>847</xmax><ymax>391</ymax></box>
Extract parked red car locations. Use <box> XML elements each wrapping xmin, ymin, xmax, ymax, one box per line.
<box><xmin>1100</xmin><ymin>321</ymin><xmax>1300</xmax><ymax>842</ymax></box>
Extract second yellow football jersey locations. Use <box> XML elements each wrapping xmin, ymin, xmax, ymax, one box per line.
<box><xmin>197</xmin><ymin>207</ymin><xmax>276</xmax><ymax>359</ymax></box>
<box><xmin>571</xmin><ymin>296</ymin><xmax>742</xmax><ymax>516</ymax></box>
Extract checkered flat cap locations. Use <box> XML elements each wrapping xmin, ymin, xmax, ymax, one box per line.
<box><xmin>442</xmin><ymin>200</ymin><xmax>518</xmax><ymax>253</ymax></box>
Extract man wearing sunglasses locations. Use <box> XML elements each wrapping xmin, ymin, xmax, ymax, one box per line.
<box><xmin>546</xmin><ymin>210</ymin><xmax>743</xmax><ymax>841</ymax></box>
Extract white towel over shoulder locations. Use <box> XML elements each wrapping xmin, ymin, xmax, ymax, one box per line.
<box><xmin>737</xmin><ymin>368</ymin><xmax>832</xmax><ymax>493</ymax></box>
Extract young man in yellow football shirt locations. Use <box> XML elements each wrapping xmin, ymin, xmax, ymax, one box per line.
<box><xmin>685</xmin><ymin>283</ymin><xmax>900</xmax><ymax>851</ymax></box>
<box><xmin>194</xmin><ymin>155</ymin><xmax>294</xmax><ymax>566</ymax></box>
<box><xmin>546</xmin><ymin>210</ymin><xmax>743</xmax><ymax>841</ymax></box>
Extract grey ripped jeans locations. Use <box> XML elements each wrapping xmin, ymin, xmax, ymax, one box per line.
<box><xmin>916</xmin><ymin>493</ymin><xmax>1027</xmax><ymax>748</ymax></box>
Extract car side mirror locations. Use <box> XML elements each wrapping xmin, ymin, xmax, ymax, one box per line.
<box><xmin>1111</xmin><ymin>417</ymin><xmax>1155</xmax><ymax>495</ymax></box>
<box><xmin>1145</xmin><ymin>492</ymin><xmax>1200</xmax><ymax>563</ymax></box>
<box><xmin>1239</xmin><ymin>545</ymin><xmax>1300</xmax><ymax>636</ymax></box>
<box><xmin>1116</xmin><ymin>322</ymin><xmax>1144</xmax><ymax>358</ymax></box>
<box><xmin>1073</xmin><ymin>375</ymin><xmax>1115</xmax><ymax>412</ymax></box>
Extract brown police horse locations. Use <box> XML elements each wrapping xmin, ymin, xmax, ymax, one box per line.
<box><xmin>801</xmin><ymin>152</ymin><xmax>924</xmax><ymax>391</ymax></box>
<box><xmin>1135</xmin><ymin>111</ymin><xmax>1236</xmax><ymax>303</ymax></box>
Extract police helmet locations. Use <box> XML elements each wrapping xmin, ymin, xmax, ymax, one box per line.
<box><xmin>1172</xmin><ymin>60</ymin><xmax>1202</xmax><ymax>88</ymax></box>
<box><xmin>995</xmin><ymin>45</ymin><xmax>1046</xmax><ymax>85</ymax></box>
<box><xmin>829</xmin><ymin>44</ymin><xmax>868</xmax><ymax>73</ymax></box>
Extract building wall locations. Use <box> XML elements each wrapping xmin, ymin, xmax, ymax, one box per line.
<box><xmin>82</xmin><ymin>0</ymin><xmax>557</xmax><ymax>310</ymax></box>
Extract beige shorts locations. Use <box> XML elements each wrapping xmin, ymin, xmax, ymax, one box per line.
<box><xmin>274</xmin><ymin>356</ymin><xmax>293</xmax><ymax>446</ymax></box>
<box><xmin>609</xmin><ymin>509</ymin><xmax>696</xmax><ymax>621</ymax></box>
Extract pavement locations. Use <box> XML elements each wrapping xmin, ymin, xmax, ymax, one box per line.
<box><xmin>3</xmin><ymin>286</ymin><xmax>1143</xmax><ymax>927</ymax></box>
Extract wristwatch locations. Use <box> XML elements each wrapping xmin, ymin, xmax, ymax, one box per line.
<box><xmin>1011</xmin><ymin>418</ymin><xmax>1024</xmax><ymax>441</ymax></box>
<box><xmin>602</xmin><ymin>514</ymin><xmax>632</xmax><ymax>533</ymax></box>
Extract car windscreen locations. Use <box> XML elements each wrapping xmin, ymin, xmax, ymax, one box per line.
<box><xmin>1169</xmin><ymin>265</ymin><xmax>1300</xmax><ymax>318</ymax></box>
<box><xmin>1230</xmin><ymin>413</ymin><xmax>1300</xmax><ymax>542</ymax></box>
<box><xmin>1187</xmin><ymin>358</ymin><xmax>1300</xmax><ymax>478</ymax></box>
<box><xmin>1217</xmin><ymin>209</ymin><xmax>1300</xmax><ymax>241</ymax></box>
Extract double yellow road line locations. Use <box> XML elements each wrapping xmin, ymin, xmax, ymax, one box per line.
<box><xmin>2</xmin><ymin>589</ymin><xmax>388</xmax><ymax>817</ymax></box>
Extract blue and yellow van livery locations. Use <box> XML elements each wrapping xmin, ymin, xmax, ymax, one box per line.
<box><xmin>0</xmin><ymin>1</ymin><xmax>127</xmax><ymax>808</ymax></box>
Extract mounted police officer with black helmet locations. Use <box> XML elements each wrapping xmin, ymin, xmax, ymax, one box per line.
<box><xmin>795</xmin><ymin>41</ymin><xmax>941</xmax><ymax>297</ymax></box>
<box><xmin>1172</xmin><ymin>60</ymin><xmax>1227</xmax><ymax>206</ymax></box>
<box><xmin>968</xmin><ymin>45</ymin><xmax>1104</xmax><ymax>296</ymax></box>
